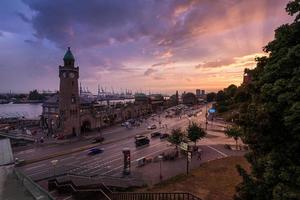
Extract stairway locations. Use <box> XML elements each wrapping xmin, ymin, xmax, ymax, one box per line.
<box><xmin>48</xmin><ymin>174</ymin><xmax>202</xmax><ymax>200</ymax></box>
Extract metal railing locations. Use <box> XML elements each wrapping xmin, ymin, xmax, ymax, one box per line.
<box><xmin>50</xmin><ymin>177</ymin><xmax>201</xmax><ymax>200</ymax></box>
<box><xmin>14</xmin><ymin>168</ymin><xmax>55</xmax><ymax>200</ymax></box>
<box><xmin>110</xmin><ymin>192</ymin><xmax>201</xmax><ymax>200</ymax></box>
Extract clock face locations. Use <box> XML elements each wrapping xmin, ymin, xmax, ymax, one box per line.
<box><xmin>63</xmin><ymin>72</ymin><xmax>67</xmax><ymax>78</ymax></box>
<box><xmin>69</xmin><ymin>72</ymin><xmax>75</xmax><ymax>78</ymax></box>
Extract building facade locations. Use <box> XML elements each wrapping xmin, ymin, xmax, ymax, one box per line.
<box><xmin>42</xmin><ymin>48</ymin><xmax>152</xmax><ymax>138</ymax></box>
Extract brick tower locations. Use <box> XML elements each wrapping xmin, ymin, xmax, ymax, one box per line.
<box><xmin>58</xmin><ymin>47</ymin><xmax>80</xmax><ymax>137</ymax></box>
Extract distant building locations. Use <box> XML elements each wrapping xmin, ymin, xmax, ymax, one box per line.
<box><xmin>182</xmin><ymin>92</ymin><xmax>197</xmax><ymax>106</ymax></box>
<box><xmin>42</xmin><ymin>48</ymin><xmax>152</xmax><ymax>138</ymax></box>
<box><xmin>196</xmin><ymin>89</ymin><xmax>201</xmax><ymax>97</ymax></box>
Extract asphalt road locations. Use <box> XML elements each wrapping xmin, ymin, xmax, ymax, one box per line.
<box><xmin>16</xmin><ymin>104</ymin><xmax>245</xmax><ymax>194</ymax></box>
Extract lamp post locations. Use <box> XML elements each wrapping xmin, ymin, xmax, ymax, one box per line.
<box><xmin>158</xmin><ymin>155</ymin><xmax>163</xmax><ymax>182</ymax></box>
<box><xmin>205</xmin><ymin>103</ymin><xmax>208</xmax><ymax>130</ymax></box>
<box><xmin>51</xmin><ymin>160</ymin><xmax>58</xmax><ymax>177</ymax></box>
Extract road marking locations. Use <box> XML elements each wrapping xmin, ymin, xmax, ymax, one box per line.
<box><xmin>62</xmin><ymin>195</ymin><xmax>72</xmax><ymax>200</ymax></box>
<box><xmin>60</xmin><ymin>157</ymin><xmax>74</xmax><ymax>162</ymax></box>
<box><xmin>102</xmin><ymin>146</ymin><xmax>171</xmax><ymax>175</ymax></box>
<box><xmin>206</xmin><ymin>145</ymin><xmax>228</xmax><ymax>157</ymax></box>
<box><xmin>24</xmin><ymin>164</ymin><xmax>46</xmax><ymax>171</ymax></box>
<box><xmin>15</xmin><ymin>149</ymin><xmax>35</xmax><ymax>155</ymax></box>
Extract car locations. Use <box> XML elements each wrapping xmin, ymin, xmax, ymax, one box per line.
<box><xmin>88</xmin><ymin>148</ymin><xmax>104</xmax><ymax>155</ymax></box>
<box><xmin>134</xmin><ymin>134</ymin><xmax>144</xmax><ymax>140</ymax></box>
<box><xmin>151</xmin><ymin>132</ymin><xmax>161</xmax><ymax>138</ymax></box>
<box><xmin>57</xmin><ymin>135</ymin><xmax>64</xmax><ymax>140</ymax></box>
<box><xmin>147</xmin><ymin>124</ymin><xmax>157</xmax><ymax>130</ymax></box>
<box><xmin>135</xmin><ymin>136</ymin><xmax>150</xmax><ymax>147</ymax></box>
<box><xmin>92</xmin><ymin>136</ymin><xmax>104</xmax><ymax>143</ymax></box>
<box><xmin>160</xmin><ymin>133</ymin><xmax>170</xmax><ymax>140</ymax></box>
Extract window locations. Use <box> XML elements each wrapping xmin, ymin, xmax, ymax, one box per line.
<box><xmin>71</xmin><ymin>94</ymin><xmax>76</xmax><ymax>103</ymax></box>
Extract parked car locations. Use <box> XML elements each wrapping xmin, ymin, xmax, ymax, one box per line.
<box><xmin>151</xmin><ymin>132</ymin><xmax>161</xmax><ymax>138</ymax></box>
<box><xmin>92</xmin><ymin>136</ymin><xmax>104</xmax><ymax>143</ymax></box>
<box><xmin>147</xmin><ymin>124</ymin><xmax>157</xmax><ymax>130</ymax></box>
<box><xmin>57</xmin><ymin>135</ymin><xmax>64</xmax><ymax>140</ymax></box>
<box><xmin>88</xmin><ymin>148</ymin><xmax>104</xmax><ymax>155</ymax></box>
<box><xmin>160</xmin><ymin>133</ymin><xmax>170</xmax><ymax>140</ymax></box>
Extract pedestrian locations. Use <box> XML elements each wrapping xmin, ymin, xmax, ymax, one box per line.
<box><xmin>197</xmin><ymin>148</ymin><xmax>202</xmax><ymax>160</ymax></box>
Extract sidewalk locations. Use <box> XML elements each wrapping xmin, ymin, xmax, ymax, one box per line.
<box><xmin>0</xmin><ymin>165</ymin><xmax>34</xmax><ymax>200</ymax></box>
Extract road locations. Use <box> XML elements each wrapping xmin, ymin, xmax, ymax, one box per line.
<box><xmin>16</xmin><ymin>104</ymin><xmax>246</xmax><ymax>199</ymax></box>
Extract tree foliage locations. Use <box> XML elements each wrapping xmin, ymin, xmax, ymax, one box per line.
<box><xmin>234</xmin><ymin>1</ymin><xmax>300</xmax><ymax>199</ymax></box>
<box><xmin>224</xmin><ymin>126</ymin><xmax>242</xmax><ymax>150</ymax></box>
<box><xmin>206</xmin><ymin>92</ymin><xmax>216</xmax><ymax>102</ymax></box>
<box><xmin>168</xmin><ymin>128</ymin><xmax>184</xmax><ymax>147</ymax></box>
<box><xmin>187</xmin><ymin>122</ymin><xmax>206</xmax><ymax>145</ymax></box>
<box><xmin>28</xmin><ymin>90</ymin><xmax>45</xmax><ymax>100</ymax></box>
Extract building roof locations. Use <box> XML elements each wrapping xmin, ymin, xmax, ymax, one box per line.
<box><xmin>43</xmin><ymin>94</ymin><xmax>59</xmax><ymax>105</ymax></box>
<box><xmin>63</xmin><ymin>47</ymin><xmax>75</xmax><ymax>61</ymax></box>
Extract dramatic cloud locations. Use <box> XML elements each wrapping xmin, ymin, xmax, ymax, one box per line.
<box><xmin>0</xmin><ymin>0</ymin><xmax>293</xmax><ymax>93</ymax></box>
<box><xmin>144</xmin><ymin>68</ymin><xmax>157</xmax><ymax>76</ymax></box>
<box><xmin>195</xmin><ymin>58</ymin><xmax>235</xmax><ymax>68</ymax></box>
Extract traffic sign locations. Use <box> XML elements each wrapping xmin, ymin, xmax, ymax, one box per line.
<box><xmin>180</xmin><ymin>142</ymin><xmax>188</xmax><ymax>151</ymax></box>
<box><xmin>188</xmin><ymin>152</ymin><xmax>192</xmax><ymax>162</ymax></box>
<box><xmin>208</xmin><ymin>108</ymin><xmax>216</xmax><ymax>113</ymax></box>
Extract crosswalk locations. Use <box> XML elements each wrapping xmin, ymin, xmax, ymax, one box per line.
<box><xmin>23</xmin><ymin>137</ymin><xmax>173</xmax><ymax>181</ymax></box>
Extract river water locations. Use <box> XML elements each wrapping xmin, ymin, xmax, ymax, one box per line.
<box><xmin>0</xmin><ymin>99</ymin><xmax>135</xmax><ymax>119</ymax></box>
<box><xmin>0</xmin><ymin>103</ymin><xmax>42</xmax><ymax>119</ymax></box>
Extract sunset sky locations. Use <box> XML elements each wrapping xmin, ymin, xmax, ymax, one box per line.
<box><xmin>0</xmin><ymin>0</ymin><xmax>293</xmax><ymax>94</ymax></box>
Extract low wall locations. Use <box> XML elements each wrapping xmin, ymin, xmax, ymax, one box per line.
<box><xmin>14</xmin><ymin>168</ymin><xmax>55</xmax><ymax>200</ymax></box>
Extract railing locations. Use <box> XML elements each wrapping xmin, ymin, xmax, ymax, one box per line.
<box><xmin>48</xmin><ymin>179</ymin><xmax>112</xmax><ymax>200</ymax></box>
<box><xmin>0</xmin><ymin>132</ymin><xmax>35</xmax><ymax>142</ymax></box>
<box><xmin>110</xmin><ymin>192</ymin><xmax>201</xmax><ymax>200</ymax></box>
<box><xmin>14</xmin><ymin>168</ymin><xmax>55</xmax><ymax>200</ymax></box>
<box><xmin>50</xmin><ymin>178</ymin><xmax>202</xmax><ymax>200</ymax></box>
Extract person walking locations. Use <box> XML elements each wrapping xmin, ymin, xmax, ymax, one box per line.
<box><xmin>197</xmin><ymin>148</ymin><xmax>202</xmax><ymax>160</ymax></box>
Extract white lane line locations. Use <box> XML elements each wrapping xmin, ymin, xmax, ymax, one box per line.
<box><xmin>102</xmin><ymin>146</ymin><xmax>171</xmax><ymax>175</ymax></box>
<box><xmin>62</xmin><ymin>195</ymin><xmax>72</xmax><ymax>200</ymax></box>
<box><xmin>60</xmin><ymin>157</ymin><xmax>74</xmax><ymax>162</ymax></box>
<box><xmin>14</xmin><ymin>149</ymin><xmax>35</xmax><ymax>155</ymax></box>
<box><xmin>206</xmin><ymin>145</ymin><xmax>228</xmax><ymax>157</ymax></box>
<box><xmin>24</xmin><ymin>164</ymin><xmax>46</xmax><ymax>171</ymax></box>
<box><xmin>72</xmin><ymin>141</ymin><xmax>165</xmax><ymax>170</ymax></box>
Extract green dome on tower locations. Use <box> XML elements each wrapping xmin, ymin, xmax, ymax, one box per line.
<box><xmin>63</xmin><ymin>47</ymin><xmax>75</xmax><ymax>61</ymax></box>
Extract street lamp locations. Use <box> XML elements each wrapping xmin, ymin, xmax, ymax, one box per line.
<box><xmin>51</xmin><ymin>160</ymin><xmax>58</xmax><ymax>177</ymax></box>
<box><xmin>205</xmin><ymin>103</ymin><xmax>208</xmax><ymax>130</ymax></box>
<box><xmin>158</xmin><ymin>155</ymin><xmax>163</xmax><ymax>182</ymax></box>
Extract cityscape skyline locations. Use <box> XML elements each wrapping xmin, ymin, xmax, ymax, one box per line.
<box><xmin>0</xmin><ymin>0</ymin><xmax>292</xmax><ymax>94</ymax></box>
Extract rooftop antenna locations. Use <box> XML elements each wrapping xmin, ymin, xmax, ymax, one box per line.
<box><xmin>80</xmin><ymin>82</ymin><xmax>83</xmax><ymax>94</ymax></box>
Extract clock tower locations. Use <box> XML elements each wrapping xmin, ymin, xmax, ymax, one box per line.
<box><xmin>58</xmin><ymin>47</ymin><xmax>80</xmax><ymax>137</ymax></box>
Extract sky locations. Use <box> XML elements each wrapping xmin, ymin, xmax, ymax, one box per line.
<box><xmin>0</xmin><ymin>0</ymin><xmax>293</xmax><ymax>95</ymax></box>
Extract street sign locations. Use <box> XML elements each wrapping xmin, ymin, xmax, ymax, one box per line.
<box><xmin>208</xmin><ymin>108</ymin><xmax>216</xmax><ymax>113</ymax></box>
<box><xmin>188</xmin><ymin>151</ymin><xmax>192</xmax><ymax>162</ymax></box>
<box><xmin>180</xmin><ymin>142</ymin><xmax>188</xmax><ymax>151</ymax></box>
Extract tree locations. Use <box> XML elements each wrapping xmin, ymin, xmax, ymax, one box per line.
<box><xmin>206</xmin><ymin>92</ymin><xmax>216</xmax><ymax>102</ymax></box>
<box><xmin>235</xmin><ymin>1</ymin><xmax>300</xmax><ymax>199</ymax></box>
<box><xmin>187</xmin><ymin>122</ymin><xmax>206</xmax><ymax>146</ymax></box>
<box><xmin>225</xmin><ymin>84</ymin><xmax>238</xmax><ymax>98</ymax></box>
<box><xmin>168</xmin><ymin>128</ymin><xmax>184</xmax><ymax>150</ymax></box>
<box><xmin>28</xmin><ymin>90</ymin><xmax>44</xmax><ymax>100</ymax></box>
<box><xmin>224</xmin><ymin>126</ymin><xmax>242</xmax><ymax>150</ymax></box>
